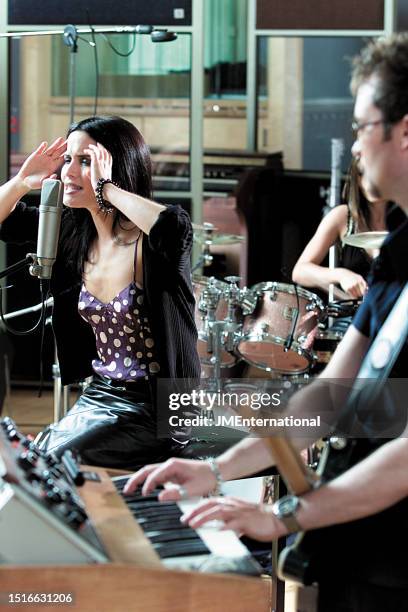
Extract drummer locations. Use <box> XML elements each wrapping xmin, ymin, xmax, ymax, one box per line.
<box><xmin>292</xmin><ymin>162</ymin><xmax>388</xmax><ymax>303</ymax></box>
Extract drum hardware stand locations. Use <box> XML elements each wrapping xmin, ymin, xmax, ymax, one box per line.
<box><xmin>199</xmin><ymin>278</ymin><xmax>222</xmax><ymax>354</ymax></box>
<box><xmin>204</xmin><ymin>277</ymin><xmax>244</xmax><ymax>393</ymax></box>
<box><xmin>223</xmin><ymin>276</ymin><xmax>242</xmax><ymax>353</ymax></box>
<box><xmin>207</xmin><ymin>321</ymin><xmax>227</xmax><ymax>392</ymax></box>
<box><xmin>191</xmin><ymin>223</ymin><xmax>216</xmax><ymax>274</ymax></box>
<box><xmin>327</xmin><ymin>138</ymin><xmax>344</xmax><ymax>324</ymax></box>
<box><xmin>191</xmin><ymin>248</ymin><xmax>213</xmax><ymax>274</ymax></box>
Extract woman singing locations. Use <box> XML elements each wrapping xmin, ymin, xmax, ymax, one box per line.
<box><xmin>0</xmin><ymin>116</ymin><xmax>200</xmax><ymax>470</ymax></box>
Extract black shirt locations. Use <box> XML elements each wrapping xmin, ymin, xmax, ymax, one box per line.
<box><xmin>0</xmin><ymin>203</ymin><xmax>201</xmax><ymax>385</ymax></box>
<box><xmin>311</xmin><ymin>216</ymin><xmax>408</xmax><ymax>587</ymax></box>
<box><xmin>353</xmin><ymin>215</ymin><xmax>408</xmax><ymax>376</ymax></box>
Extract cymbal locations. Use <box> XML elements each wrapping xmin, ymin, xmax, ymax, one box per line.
<box><xmin>192</xmin><ymin>222</ymin><xmax>218</xmax><ymax>232</ymax></box>
<box><xmin>193</xmin><ymin>231</ymin><xmax>245</xmax><ymax>245</ymax></box>
<box><xmin>342</xmin><ymin>231</ymin><xmax>388</xmax><ymax>249</ymax></box>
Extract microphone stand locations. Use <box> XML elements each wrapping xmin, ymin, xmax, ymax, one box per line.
<box><xmin>0</xmin><ymin>250</ymin><xmax>52</xmax><ymax>282</ymax></box>
<box><xmin>62</xmin><ymin>25</ymin><xmax>78</xmax><ymax>125</ymax></box>
<box><xmin>0</xmin><ymin>254</ymin><xmax>36</xmax><ymax>281</ymax></box>
<box><xmin>3</xmin><ymin>296</ymin><xmax>53</xmax><ymax>320</ymax></box>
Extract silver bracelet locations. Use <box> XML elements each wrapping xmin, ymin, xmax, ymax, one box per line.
<box><xmin>207</xmin><ymin>458</ymin><xmax>223</xmax><ymax>495</ymax></box>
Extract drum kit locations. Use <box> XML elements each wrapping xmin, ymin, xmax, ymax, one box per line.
<box><xmin>191</xmin><ymin>225</ymin><xmax>386</xmax><ymax>380</ymax></box>
<box><xmin>193</xmin><ymin>274</ymin><xmax>328</xmax><ymax>379</ymax></box>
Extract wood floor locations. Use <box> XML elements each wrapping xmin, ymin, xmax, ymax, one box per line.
<box><xmin>2</xmin><ymin>386</ymin><xmax>54</xmax><ymax>435</ymax></box>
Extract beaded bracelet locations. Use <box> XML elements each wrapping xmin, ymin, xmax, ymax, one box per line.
<box><xmin>95</xmin><ymin>178</ymin><xmax>119</xmax><ymax>213</ymax></box>
<box><xmin>207</xmin><ymin>457</ymin><xmax>224</xmax><ymax>495</ymax></box>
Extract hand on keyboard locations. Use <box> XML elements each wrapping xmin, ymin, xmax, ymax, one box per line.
<box><xmin>123</xmin><ymin>458</ymin><xmax>217</xmax><ymax>501</ymax></box>
<box><xmin>181</xmin><ymin>496</ymin><xmax>287</xmax><ymax>542</ymax></box>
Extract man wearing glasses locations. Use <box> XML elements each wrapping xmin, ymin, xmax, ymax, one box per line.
<box><xmin>126</xmin><ymin>35</ymin><xmax>408</xmax><ymax>611</ymax></box>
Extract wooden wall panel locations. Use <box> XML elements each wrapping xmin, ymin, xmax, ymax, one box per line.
<box><xmin>256</xmin><ymin>0</ymin><xmax>384</xmax><ymax>31</ymax></box>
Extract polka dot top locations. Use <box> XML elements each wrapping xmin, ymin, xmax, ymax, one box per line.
<box><xmin>78</xmin><ymin>281</ymin><xmax>160</xmax><ymax>381</ymax></box>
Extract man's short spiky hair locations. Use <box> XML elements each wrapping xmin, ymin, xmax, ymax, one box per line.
<box><xmin>351</xmin><ymin>33</ymin><xmax>408</xmax><ymax>126</ymax></box>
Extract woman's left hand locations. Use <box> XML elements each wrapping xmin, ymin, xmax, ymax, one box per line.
<box><xmin>84</xmin><ymin>143</ymin><xmax>113</xmax><ymax>192</ymax></box>
<box><xmin>181</xmin><ymin>496</ymin><xmax>287</xmax><ymax>542</ymax></box>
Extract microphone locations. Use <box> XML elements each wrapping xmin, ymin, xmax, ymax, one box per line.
<box><xmin>151</xmin><ymin>29</ymin><xmax>177</xmax><ymax>42</ymax></box>
<box><xmin>29</xmin><ymin>179</ymin><xmax>63</xmax><ymax>280</ymax></box>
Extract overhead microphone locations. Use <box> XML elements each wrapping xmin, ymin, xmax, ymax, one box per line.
<box><xmin>29</xmin><ymin>178</ymin><xmax>63</xmax><ymax>280</ymax></box>
<box><xmin>151</xmin><ymin>29</ymin><xmax>177</xmax><ymax>43</ymax></box>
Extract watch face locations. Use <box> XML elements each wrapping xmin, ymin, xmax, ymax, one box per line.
<box><xmin>279</xmin><ymin>496</ymin><xmax>299</xmax><ymax>516</ymax></box>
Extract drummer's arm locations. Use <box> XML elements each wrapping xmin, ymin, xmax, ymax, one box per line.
<box><xmin>292</xmin><ymin>205</ymin><xmax>348</xmax><ymax>291</ymax></box>
<box><xmin>214</xmin><ymin>325</ymin><xmax>369</xmax><ymax>480</ymax></box>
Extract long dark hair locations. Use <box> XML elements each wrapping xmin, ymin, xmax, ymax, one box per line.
<box><xmin>59</xmin><ymin>115</ymin><xmax>153</xmax><ymax>278</ymax></box>
<box><xmin>342</xmin><ymin>160</ymin><xmax>371</xmax><ymax>232</ymax></box>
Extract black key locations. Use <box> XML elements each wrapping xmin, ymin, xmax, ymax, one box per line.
<box><xmin>130</xmin><ymin>506</ymin><xmax>182</xmax><ymax>518</ymax></box>
<box><xmin>147</xmin><ymin>529</ymin><xmax>199</xmax><ymax>544</ymax></box>
<box><xmin>154</xmin><ymin>539</ymin><xmax>209</xmax><ymax>559</ymax></box>
<box><xmin>137</xmin><ymin>517</ymin><xmax>185</xmax><ymax>531</ymax></box>
<box><xmin>124</xmin><ymin>493</ymin><xmax>160</xmax><ymax>503</ymax></box>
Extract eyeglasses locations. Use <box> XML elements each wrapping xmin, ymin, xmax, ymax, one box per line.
<box><xmin>351</xmin><ymin>119</ymin><xmax>387</xmax><ymax>139</ymax></box>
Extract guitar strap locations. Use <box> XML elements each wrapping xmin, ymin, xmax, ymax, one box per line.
<box><xmin>333</xmin><ymin>282</ymin><xmax>408</xmax><ymax>438</ymax></box>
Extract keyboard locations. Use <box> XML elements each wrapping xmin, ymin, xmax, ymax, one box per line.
<box><xmin>113</xmin><ymin>475</ymin><xmax>264</xmax><ymax>575</ymax></box>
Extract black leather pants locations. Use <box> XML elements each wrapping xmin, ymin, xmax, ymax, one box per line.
<box><xmin>36</xmin><ymin>375</ymin><xmax>174</xmax><ymax>471</ymax></box>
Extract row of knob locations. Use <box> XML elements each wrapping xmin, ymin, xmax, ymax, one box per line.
<box><xmin>1</xmin><ymin>417</ymin><xmax>87</xmax><ymax>529</ymax></box>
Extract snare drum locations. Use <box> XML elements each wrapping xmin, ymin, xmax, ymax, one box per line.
<box><xmin>236</xmin><ymin>282</ymin><xmax>324</xmax><ymax>374</ymax></box>
<box><xmin>192</xmin><ymin>276</ymin><xmax>237</xmax><ymax>367</ymax></box>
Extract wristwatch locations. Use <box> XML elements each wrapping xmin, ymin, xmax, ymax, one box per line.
<box><xmin>272</xmin><ymin>495</ymin><xmax>302</xmax><ymax>534</ymax></box>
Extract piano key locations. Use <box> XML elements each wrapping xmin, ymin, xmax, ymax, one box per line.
<box><xmin>128</xmin><ymin>504</ymin><xmax>181</xmax><ymax>516</ymax></box>
<box><xmin>147</xmin><ymin>529</ymin><xmax>200</xmax><ymax>544</ymax></box>
<box><xmin>112</xmin><ymin>475</ymin><xmax>264</xmax><ymax>574</ymax></box>
<box><xmin>137</xmin><ymin>518</ymin><xmax>186</xmax><ymax>531</ymax></box>
<box><xmin>153</xmin><ymin>539</ymin><xmax>210</xmax><ymax>558</ymax></box>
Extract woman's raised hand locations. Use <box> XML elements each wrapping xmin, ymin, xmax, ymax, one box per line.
<box><xmin>17</xmin><ymin>138</ymin><xmax>67</xmax><ymax>190</ymax></box>
<box><xmin>84</xmin><ymin>143</ymin><xmax>113</xmax><ymax>192</ymax></box>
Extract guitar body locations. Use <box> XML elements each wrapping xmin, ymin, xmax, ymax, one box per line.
<box><xmin>277</xmin><ymin>437</ymin><xmax>373</xmax><ymax>585</ymax></box>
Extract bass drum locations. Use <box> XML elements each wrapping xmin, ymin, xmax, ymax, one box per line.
<box><xmin>192</xmin><ymin>276</ymin><xmax>237</xmax><ymax>367</ymax></box>
<box><xmin>236</xmin><ymin>282</ymin><xmax>324</xmax><ymax>374</ymax></box>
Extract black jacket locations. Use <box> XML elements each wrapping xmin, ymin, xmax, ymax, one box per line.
<box><xmin>0</xmin><ymin>202</ymin><xmax>201</xmax><ymax>385</ymax></box>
